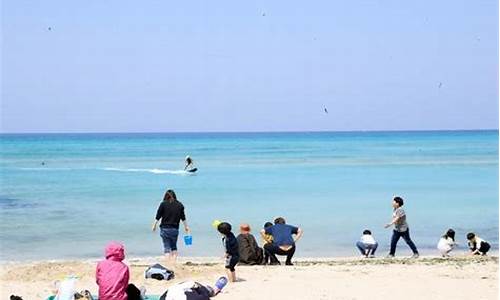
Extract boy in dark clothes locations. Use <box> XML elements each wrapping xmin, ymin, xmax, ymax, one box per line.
<box><xmin>217</xmin><ymin>222</ymin><xmax>239</xmax><ymax>282</ymax></box>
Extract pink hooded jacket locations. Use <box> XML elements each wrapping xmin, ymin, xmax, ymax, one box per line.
<box><xmin>96</xmin><ymin>242</ymin><xmax>129</xmax><ymax>300</ymax></box>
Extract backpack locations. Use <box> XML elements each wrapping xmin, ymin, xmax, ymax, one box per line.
<box><xmin>145</xmin><ymin>263</ymin><xmax>175</xmax><ymax>281</ymax></box>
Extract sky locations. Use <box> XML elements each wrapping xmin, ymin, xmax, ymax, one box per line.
<box><xmin>1</xmin><ymin>0</ymin><xmax>498</xmax><ymax>133</ymax></box>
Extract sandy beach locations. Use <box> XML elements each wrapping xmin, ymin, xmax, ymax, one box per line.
<box><xmin>1</xmin><ymin>256</ymin><xmax>497</xmax><ymax>300</ymax></box>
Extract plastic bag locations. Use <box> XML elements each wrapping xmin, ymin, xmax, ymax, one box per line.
<box><xmin>55</xmin><ymin>276</ymin><xmax>78</xmax><ymax>300</ymax></box>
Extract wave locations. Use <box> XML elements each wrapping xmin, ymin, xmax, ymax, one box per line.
<box><xmin>102</xmin><ymin>167</ymin><xmax>192</xmax><ymax>175</ymax></box>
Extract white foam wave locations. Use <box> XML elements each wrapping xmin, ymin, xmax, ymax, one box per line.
<box><xmin>102</xmin><ymin>167</ymin><xmax>191</xmax><ymax>175</ymax></box>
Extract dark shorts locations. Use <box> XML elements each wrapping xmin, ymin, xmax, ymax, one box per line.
<box><xmin>160</xmin><ymin>227</ymin><xmax>179</xmax><ymax>253</ymax></box>
<box><xmin>225</xmin><ymin>255</ymin><xmax>239</xmax><ymax>272</ymax></box>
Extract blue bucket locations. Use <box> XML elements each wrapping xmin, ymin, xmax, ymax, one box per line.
<box><xmin>184</xmin><ymin>235</ymin><xmax>193</xmax><ymax>246</ymax></box>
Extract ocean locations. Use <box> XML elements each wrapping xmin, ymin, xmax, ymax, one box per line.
<box><xmin>0</xmin><ymin>131</ymin><xmax>498</xmax><ymax>261</ymax></box>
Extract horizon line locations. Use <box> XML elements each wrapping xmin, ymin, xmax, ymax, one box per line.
<box><xmin>0</xmin><ymin>128</ymin><xmax>498</xmax><ymax>135</ymax></box>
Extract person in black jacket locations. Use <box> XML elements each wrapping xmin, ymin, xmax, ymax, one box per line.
<box><xmin>152</xmin><ymin>189</ymin><xmax>190</xmax><ymax>265</ymax></box>
<box><xmin>236</xmin><ymin>224</ymin><xmax>263</xmax><ymax>265</ymax></box>
<box><xmin>217</xmin><ymin>222</ymin><xmax>239</xmax><ymax>282</ymax></box>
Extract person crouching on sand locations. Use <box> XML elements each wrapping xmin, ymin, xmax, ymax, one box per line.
<box><xmin>384</xmin><ymin>196</ymin><xmax>419</xmax><ymax>258</ymax></box>
<box><xmin>217</xmin><ymin>222</ymin><xmax>239</xmax><ymax>282</ymax></box>
<box><xmin>356</xmin><ymin>229</ymin><xmax>378</xmax><ymax>258</ymax></box>
<box><xmin>260</xmin><ymin>217</ymin><xmax>303</xmax><ymax>266</ymax></box>
<box><xmin>437</xmin><ymin>229</ymin><xmax>457</xmax><ymax>257</ymax></box>
<box><xmin>467</xmin><ymin>232</ymin><xmax>491</xmax><ymax>256</ymax></box>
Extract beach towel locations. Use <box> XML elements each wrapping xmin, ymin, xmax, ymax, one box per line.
<box><xmin>47</xmin><ymin>296</ymin><xmax>162</xmax><ymax>300</ymax></box>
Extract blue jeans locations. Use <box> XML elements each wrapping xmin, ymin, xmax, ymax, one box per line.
<box><xmin>160</xmin><ymin>227</ymin><xmax>179</xmax><ymax>253</ymax></box>
<box><xmin>356</xmin><ymin>241</ymin><xmax>378</xmax><ymax>256</ymax></box>
<box><xmin>390</xmin><ymin>229</ymin><xmax>418</xmax><ymax>255</ymax></box>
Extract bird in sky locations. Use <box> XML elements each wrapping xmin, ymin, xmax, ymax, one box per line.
<box><xmin>324</xmin><ymin>107</ymin><xmax>329</xmax><ymax>114</ymax></box>
<box><xmin>438</xmin><ymin>82</ymin><xmax>443</xmax><ymax>88</ymax></box>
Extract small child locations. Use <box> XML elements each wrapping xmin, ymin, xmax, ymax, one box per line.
<box><xmin>437</xmin><ymin>229</ymin><xmax>457</xmax><ymax>257</ymax></box>
<box><xmin>262</xmin><ymin>222</ymin><xmax>274</xmax><ymax>264</ymax></box>
<box><xmin>217</xmin><ymin>222</ymin><xmax>239</xmax><ymax>282</ymax></box>
<box><xmin>356</xmin><ymin>230</ymin><xmax>378</xmax><ymax>258</ymax></box>
<box><xmin>467</xmin><ymin>232</ymin><xmax>491</xmax><ymax>256</ymax></box>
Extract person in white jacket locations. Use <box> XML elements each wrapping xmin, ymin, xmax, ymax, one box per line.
<box><xmin>437</xmin><ymin>229</ymin><xmax>457</xmax><ymax>257</ymax></box>
<box><xmin>356</xmin><ymin>230</ymin><xmax>378</xmax><ymax>258</ymax></box>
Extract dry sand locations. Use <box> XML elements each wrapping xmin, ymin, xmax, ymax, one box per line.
<box><xmin>1</xmin><ymin>256</ymin><xmax>497</xmax><ymax>300</ymax></box>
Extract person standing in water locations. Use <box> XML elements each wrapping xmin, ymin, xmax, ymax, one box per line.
<box><xmin>384</xmin><ymin>196</ymin><xmax>419</xmax><ymax>258</ymax></box>
<box><xmin>184</xmin><ymin>156</ymin><xmax>197</xmax><ymax>173</ymax></box>
<box><xmin>152</xmin><ymin>189</ymin><xmax>190</xmax><ymax>265</ymax></box>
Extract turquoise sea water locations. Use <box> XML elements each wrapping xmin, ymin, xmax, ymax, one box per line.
<box><xmin>0</xmin><ymin>131</ymin><xmax>498</xmax><ymax>261</ymax></box>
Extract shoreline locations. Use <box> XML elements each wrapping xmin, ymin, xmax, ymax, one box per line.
<box><xmin>2</xmin><ymin>255</ymin><xmax>498</xmax><ymax>299</ymax></box>
<box><xmin>1</xmin><ymin>253</ymin><xmax>498</xmax><ymax>265</ymax></box>
<box><xmin>2</xmin><ymin>247</ymin><xmax>498</xmax><ymax>265</ymax></box>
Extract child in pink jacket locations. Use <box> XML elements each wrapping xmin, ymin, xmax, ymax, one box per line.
<box><xmin>96</xmin><ymin>242</ymin><xmax>129</xmax><ymax>300</ymax></box>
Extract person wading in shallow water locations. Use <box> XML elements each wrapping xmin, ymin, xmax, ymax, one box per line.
<box><xmin>152</xmin><ymin>189</ymin><xmax>190</xmax><ymax>265</ymax></box>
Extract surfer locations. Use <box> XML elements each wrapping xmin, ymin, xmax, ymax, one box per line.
<box><xmin>184</xmin><ymin>156</ymin><xmax>197</xmax><ymax>173</ymax></box>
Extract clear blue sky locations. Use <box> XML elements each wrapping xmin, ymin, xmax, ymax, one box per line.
<box><xmin>1</xmin><ymin>0</ymin><xmax>498</xmax><ymax>133</ymax></box>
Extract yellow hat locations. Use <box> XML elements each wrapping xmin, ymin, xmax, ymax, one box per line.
<box><xmin>212</xmin><ymin>219</ymin><xmax>222</xmax><ymax>229</ymax></box>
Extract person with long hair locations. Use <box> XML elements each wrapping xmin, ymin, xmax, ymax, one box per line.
<box><xmin>437</xmin><ymin>229</ymin><xmax>457</xmax><ymax>257</ymax></box>
<box><xmin>152</xmin><ymin>189</ymin><xmax>190</xmax><ymax>265</ymax></box>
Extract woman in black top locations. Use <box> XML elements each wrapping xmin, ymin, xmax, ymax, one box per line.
<box><xmin>152</xmin><ymin>190</ymin><xmax>190</xmax><ymax>264</ymax></box>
